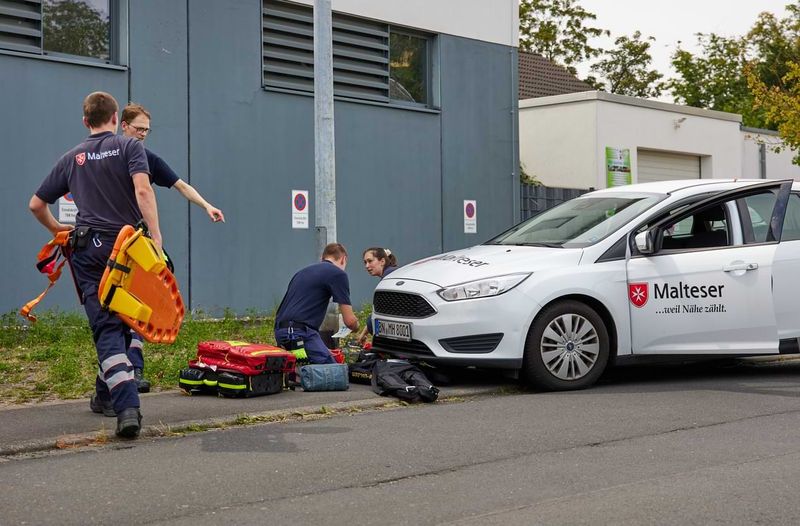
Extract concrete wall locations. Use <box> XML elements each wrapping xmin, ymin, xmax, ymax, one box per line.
<box><xmin>742</xmin><ymin>129</ymin><xmax>800</xmax><ymax>180</ymax></box>
<box><xmin>293</xmin><ymin>0</ymin><xmax>519</xmax><ymax>47</ymax></box>
<box><xmin>0</xmin><ymin>54</ymin><xmax>129</xmax><ymax>314</ymax></box>
<box><xmin>519</xmin><ymin>99</ymin><xmax>597</xmax><ymax>189</ymax></box>
<box><xmin>440</xmin><ymin>36</ymin><xmax>518</xmax><ymax>247</ymax></box>
<box><xmin>594</xmin><ymin>97</ymin><xmax>742</xmax><ymax>185</ymax></box>
<box><xmin>1</xmin><ymin>0</ymin><xmax>518</xmax><ymax>315</ymax></box>
<box><xmin>519</xmin><ymin>91</ymin><xmax>747</xmax><ymax>190</ymax></box>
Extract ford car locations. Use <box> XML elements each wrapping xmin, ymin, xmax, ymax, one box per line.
<box><xmin>371</xmin><ymin>179</ymin><xmax>800</xmax><ymax>390</ymax></box>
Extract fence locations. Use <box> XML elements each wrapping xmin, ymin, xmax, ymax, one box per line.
<box><xmin>520</xmin><ymin>184</ymin><xmax>590</xmax><ymax>221</ymax></box>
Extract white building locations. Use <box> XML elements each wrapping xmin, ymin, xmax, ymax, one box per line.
<box><xmin>519</xmin><ymin>91</ymin><xmax>800</xmax><ymax>189</ymax></box>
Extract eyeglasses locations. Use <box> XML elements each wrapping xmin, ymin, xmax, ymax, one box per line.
<box><xmin>131</xmin><ymin>125</ymin><xmax>151</xmax><ymax>134</ymax></box>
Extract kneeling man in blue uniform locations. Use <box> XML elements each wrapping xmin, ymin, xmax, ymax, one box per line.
<box><xmin>275</xmin><ymin>243</ymin><xmax>360</xmax><ymax>363</ymax></box>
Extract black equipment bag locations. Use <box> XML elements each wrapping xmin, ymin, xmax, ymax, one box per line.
<box><xmin>348</xmin><ymin>351</ymin><xmax>381</xmax><ymax>385</ymax></box>
<box><xmin>370</xmin><ymin>360</ymin><xmax>439</xmax><ymax>403</ymax></box>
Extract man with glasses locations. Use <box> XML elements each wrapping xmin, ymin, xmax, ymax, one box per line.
<box><xmin>121</xmin><ymin>104</ymin><xmax>225</xmax><ymax>224</ymax></box>
<box><xmin>120</xmin><ymin>103</ymin><xmax>225</xmax><ymax>393</ymax></box>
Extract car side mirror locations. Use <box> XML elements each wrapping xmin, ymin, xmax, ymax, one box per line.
<box><xmin>635</xmin><ymin>231</ymin><xmax>656</xmax><ymax>255</ymax></box>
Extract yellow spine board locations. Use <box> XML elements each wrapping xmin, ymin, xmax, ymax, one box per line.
<box><xmin>98</xmin><ymin>226</ymin><xmax>185</xmax><ymax>344</ymax></box>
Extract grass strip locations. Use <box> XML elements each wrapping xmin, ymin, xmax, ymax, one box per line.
<box><xmin>0</xmin><ymin>307</ymin><xmax>370</xmax><ymax>405</ymax></box>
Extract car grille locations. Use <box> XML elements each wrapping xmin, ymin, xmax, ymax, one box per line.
<box><xmin>439</xmin><ymin>333</ymin><xmax>504</xmax><ymax>354</ymax></box>
<box><xmin>372</xmin><ymin>337</ymin><xmax>434</xmax><ymax>357</ymax></box>
<box><xmin>373</xmin><ymin>291</ymin><xmax>436</xmax><ymax>318</ymax></box>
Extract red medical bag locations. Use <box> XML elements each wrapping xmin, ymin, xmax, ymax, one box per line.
<box><xmin>179</xmin><ymin>341</ymin><xmax>296</xmax><ymax>397</ymax></box>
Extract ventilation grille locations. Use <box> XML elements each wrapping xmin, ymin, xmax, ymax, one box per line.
<box><xmin>439</xmin><ymin>333</ymin><xmax>504</xmax><ymax>354</ymax></box>
<box><xmin>373</xmin><ymin>290</ymin><xmax>436</xmax><ymax>318</ymax></box>
<box><xmin>0</xmin><ymin>0</ymin><xmax>42</xmax><ymax>54</ymax></box>
<box><xmin>372</xmin><ymin>336</ymin><xmax>434</xmax><ymax>357</ymax></box>
<box><xmin>262</xmin><ymin>0</ymin><xmax>389</xmax><ymax>102</ymax></box>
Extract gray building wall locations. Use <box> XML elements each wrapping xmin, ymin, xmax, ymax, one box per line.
<box><xmin>1</xmin><ymin>0</ymin><xmax>518</xmax><ymax>316</ymax></box>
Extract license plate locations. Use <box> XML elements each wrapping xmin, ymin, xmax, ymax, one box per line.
<box><xmin>375</xmin><ymin>319</ymin><xmax>412</xmax><ymax>342</ymax></box>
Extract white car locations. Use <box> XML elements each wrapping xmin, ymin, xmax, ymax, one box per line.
<box><xmin>372</xmin><ymin>179</ymin><xmax>800</xmax><ymax>390</ymax></box>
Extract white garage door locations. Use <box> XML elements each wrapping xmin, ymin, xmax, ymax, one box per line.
<box><xmin>637</xmin><ymin>150</ymin><xmax>700</xmax><ymax>183</ymax></box>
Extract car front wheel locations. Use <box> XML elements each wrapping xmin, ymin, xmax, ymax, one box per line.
<box><xmin>522</xmin><ymin>300</ymin><xmax>610</xmax><ymax>391</ymax></box>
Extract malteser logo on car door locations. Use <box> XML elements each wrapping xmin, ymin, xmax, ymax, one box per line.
<box><xmin>629</xmin><ymin>282</ymin><xmax>648</xmax><ymax>308</ymax></box>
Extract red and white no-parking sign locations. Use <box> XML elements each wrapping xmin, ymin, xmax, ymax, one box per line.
<box><xmin>464</xmin><ymin>200</ymin><xmax>477</xmax><ymax>233</ymax></box>
<box><xmin>292</xmin><ymin>190</ymin><xmax>309</xmax><ymax>229</ymax></box>
<box><xmin>59</xmin><ymin>193</ymin><xmax>77</xmax><ymax>223</ymax></box>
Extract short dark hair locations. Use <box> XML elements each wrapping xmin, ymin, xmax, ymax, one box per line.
<box><xmin>83</xmin><ymin>91</ymin><xmax>118</xmax><ymax>127</ymax></box>
<box><xmin>322</xmin><ymin>243</ymin><xmax>347</xmax><ymax>260</ymax></box>
<box><xmin>122</xmin><ymin>103</ymin><xmax>151</xmax><ymax>124</ymax></box>
<box><xmin>363</xmin><ymin>247</ymin><xmax>397</xmax><ymax>267</ymax></box>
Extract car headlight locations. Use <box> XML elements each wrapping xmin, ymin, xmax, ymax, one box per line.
<box><xmin>437</xmin><ymin>273</ymin><xmax>531</xmax><ymax>301</ymax></box>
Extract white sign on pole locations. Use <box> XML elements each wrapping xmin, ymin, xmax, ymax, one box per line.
<box><xmin>59</xmin><ymin>193</ymin><xmax>77</xmax><ymax>223</ymax></box>
<box><xmin>292</xmin><ymin>190</ymin><xmax>309</xmax><ymax>229</ymax></box>
<box><xmin>464</xmin><ymin>199</ymin><xmax>477</xmax><ymax>234</ymax></box>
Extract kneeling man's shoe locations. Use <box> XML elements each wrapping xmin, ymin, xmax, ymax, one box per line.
<box><xmin>115</xmin><ymin>408</ymin><xmax>142</xmax><ymax>439</ymax></box>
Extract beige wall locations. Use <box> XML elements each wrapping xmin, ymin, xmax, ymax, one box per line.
<box><xmin>519</xmin><ymin>100</ymin><xmax>598</xmax><ymax>189</ymax></box>
<box><xmin>595</xmin><ymin>100</ymin><xmax>742</xmax><ymax>187</ymax></box>
<box><xmin>520</xmin><ymin>92</ymin><xmax>754</xmax><ymax>189</ymax></box>
<box><xmin>293</xmin><ymin>0</ymin><xmax>519</xmax><ymax>47</ymax></box>
<box><xmin>742</xmin><ymin>131</ymin><xmax>800</xmax><ymax>180</ymax></box>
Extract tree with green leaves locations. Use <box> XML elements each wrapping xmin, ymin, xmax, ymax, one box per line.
<box><xmin>43</xmin><ymin>0</ymin><xmax>109</xmax><ymax>61</ymax></box>
<box><xmin>590</xmin><ymin>31</ymin><xmax>664</xmax><ymax>98</ymax></box>
<box><xmin>519</xmin><ymin>0</ymin><xmax>609</xmax><ymax>75</ymax></box>
<box><xmin>669</xmin><ymin>3</ymin><xmax>800</xmax><ymax>129</ymax></box>
<box><xmin>668</xmin><ymin>33</ymin><xmax>758</xmax><ymax>124</ymax></box>
<box><xmin>748</xmin><ymin>4</ymin><xmax>800</xmax><ymax>90</ymax></box>
<box><xmin>748</xmin><ymin>61</ymin><xmax>800</xmax><ymax>163</ymax></box>
<box><xmin>745</xmin><ymin>4</ymin><xmax>800</xmax><ymax>162</ymax></box>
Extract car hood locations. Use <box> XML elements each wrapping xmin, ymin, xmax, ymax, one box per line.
<box><xmin>386</xmin><ymin>245</ymin><xmax>583</xmax><ymax>287</ymax></box>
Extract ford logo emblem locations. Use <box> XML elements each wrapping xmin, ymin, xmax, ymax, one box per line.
<box><xmin>396</xmin><ymin>281</ymin><xmax>405</xmax><ymax>286</ymax></box>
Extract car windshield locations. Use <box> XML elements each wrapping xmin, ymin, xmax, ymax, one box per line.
<box><xmin>489</xmin><ymin>194</ymin><xmax>663</xmax><ymax>248</ymax></box>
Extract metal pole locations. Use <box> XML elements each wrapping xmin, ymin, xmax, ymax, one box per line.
<box><xmin>314</xmin><ymin>0</ymin><xmax>339</xmax><ymax>346</ymax></box>
<box><xmin>314</xmin><ymin>0</ymin><xmax>336</xmax><ymax>249</ymax></box>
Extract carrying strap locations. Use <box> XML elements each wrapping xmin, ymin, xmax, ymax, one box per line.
<box><xmin>20</xmin><ymin>230</ymin><xmax>72</xmax><ymax>322</ymax></box>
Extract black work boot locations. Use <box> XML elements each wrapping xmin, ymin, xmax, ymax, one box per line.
<box><xmin>116</xmin><ymin>408</ymin><xmax>142</xmax><ymax>439</ymax></box>
<box><xmin>89</xmin><ymin>394</ymin><xmax>116</xmax><ymax>417</ymax></box>
<box><xmin>134</xmin><ymin>368</ymin><xmax>151</xmax><ymax>393</ymax></box>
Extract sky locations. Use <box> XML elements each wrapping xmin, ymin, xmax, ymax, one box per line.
<box><xmin>574</xmin><ymin>0</ymin><xmax>791</xmax><ymax>98</ymax></box>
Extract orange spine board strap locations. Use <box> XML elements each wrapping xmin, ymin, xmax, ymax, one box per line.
<box><xmin>98</xmin><ymin>226</ymin><xmax>185</xmax><ymax>344</ymax></box>
<box><xmin>20</xmin><ymin>230</ymin><xmax>73</xmax><ymax>322</ymax></box>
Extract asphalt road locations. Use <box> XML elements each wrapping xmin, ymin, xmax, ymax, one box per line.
<box><xmin>1</xmin><ymin>360</ymin><xmax>799</xmax><ymax>525</ymax></box>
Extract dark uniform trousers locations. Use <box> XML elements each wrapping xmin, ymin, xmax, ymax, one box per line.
<box><xmin>70</xmin><ymin>232</ymin><xmax>140</xmax><ymax>412</ymax></box>
<box><xmin>275</xmin><ymin>326</ymin><xmax>336</xmax><ymax>364</ymax></box>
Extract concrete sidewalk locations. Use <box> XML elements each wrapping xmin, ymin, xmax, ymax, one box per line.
<box><xmin>3</xmin><ymin>354</ymin><xmax>795</xmax><ymax>457</ymax></box>
<box><xmin>0</xmin><ymin>381</ymin><xmax>511</xmax><ymax>457</ymax></box>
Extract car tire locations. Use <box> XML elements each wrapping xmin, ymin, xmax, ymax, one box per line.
<box><xmin>522</xmin><ymin>300</ymin><xmax>610</xmax><ymax>391</ymax></box>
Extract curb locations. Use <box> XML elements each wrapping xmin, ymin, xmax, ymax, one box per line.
<box><xmin>0</xmin><ymin>385</ymin><xmax>508</xmax><ymax>458</ymax></box>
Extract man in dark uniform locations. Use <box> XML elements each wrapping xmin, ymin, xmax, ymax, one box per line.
<box><xmin>29</xmin><ymin>91</ymin><xmax>162</xmax><ymax>439</ymax></box>
<box><xmin>275</xmin><ymin>243</ymin><xmax>360</xmax><ymax>364</ymax></box>
<box><xmin>120</xmin><ymin>103</ymin><xmax>225</xmax><ymax>393</ymax></box>
<box><xmin>121</xmin><ymin>104</ymin><xmax>224</xmax><ymax>223</ymax></box>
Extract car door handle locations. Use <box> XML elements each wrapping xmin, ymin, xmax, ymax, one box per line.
<box><xmin>723</xmin><ymin>262</ymin><xmax>758</xmax><ymax>272</ymax></box>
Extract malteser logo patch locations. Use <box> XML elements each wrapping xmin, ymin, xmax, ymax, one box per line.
<box><xmin>629</xmin><ymin>282</ymin><xmax>648</xmax><ymax>308</ymax></box>
<box><xmin>75</xmin><ymin>152</ymin><xmax>86</xmax><ymax>166</ymax></box>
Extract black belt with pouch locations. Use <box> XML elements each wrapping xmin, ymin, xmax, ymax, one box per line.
<box><xmin>69</xmin><ymin>226</ymin><xmax>92</xmax><ymax>250</ymax></box>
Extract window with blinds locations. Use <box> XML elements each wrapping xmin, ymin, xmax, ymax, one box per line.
<box><xmin>262</xmin><ymin>0</ymin><xmax>431</xmax><ymax>106</ymax></box>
